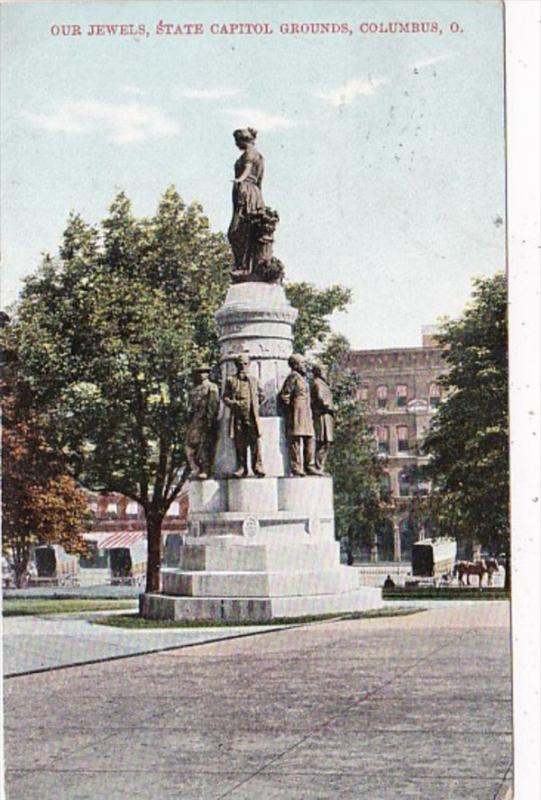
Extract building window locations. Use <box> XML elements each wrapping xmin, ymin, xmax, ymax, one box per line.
<box><xmin>396</xmin><ymin>385</ymin><xmax>408</xmax><ymax>408</ymax></box>
<box><xmin>398</xmin><ymin>469</ymin><xmax>411</xmax><ymax>497</ymax></box>
<box><xmin>377</xmin><ymin>426</ymin><xmax>390</xmax><ymax>454</ymax></box>
<box><xmin>429</xmin><ymin>382</ymin><xmax>442</xmax><ymax>408</ymax></box>
<box><xmin>380</xmin><ymin>472</ymin><xmax>392</xmax><ymax>501</ymax></box>
<box><xmin>357</xmin><ymin>385</ymin><xmax>369</xmax><ymax>402</ymax></box>
<box><xmin>397</xmin><ymin>425</ymin><xmax>409</xmax><ymax>452</ymax></box>
<box><xmin>125</xmin><ymin>501</ymin><xmax>139</xmax><ymax>516</ymax></box>
<box><xmin>377</xmin><ymin>385</ymin><xmax>388</xmax><ymax>409</ymax></box>
<box><xmin>166</xmin><ymin>501</ymin><xmax>180</xmax><ymax>517</ymax></box>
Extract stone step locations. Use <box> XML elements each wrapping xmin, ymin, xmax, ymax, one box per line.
<box><xmin>174</xmin><ymin>540</ymin><xmax>341</xmax><ymax>572</ymax></box>
<box><xmin>141</xmin><ymin>586</ymin><xmax>383</xmax><ymax>622</ymax></box>
<box><xmin>162</xmin><ymin>567</ymin><xmax>359</xmax><ymax>598</ymax></box>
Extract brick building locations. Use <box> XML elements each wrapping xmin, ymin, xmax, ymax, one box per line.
<box><xmin>80</xmin><ymin>490</ymin><xmax>189</xmax><ymax>583</ymax></box>
<box><xmin>346</xmin><ymin>326</ymin><xmax>448</xmax><ymax>562</ymax></box>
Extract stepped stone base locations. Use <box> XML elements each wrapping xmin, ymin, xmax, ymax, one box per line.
<box><xmin>141</xmin><ymin>473</ymin><xmax>383</xmax><ymax>622</ymax></box>
<box><xmin>140</xmin><ymin>586</ymin><xmax>383</xmax><ymax>622</ymax></box>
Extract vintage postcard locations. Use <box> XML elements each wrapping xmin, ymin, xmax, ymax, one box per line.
<box><xmin>1</xmin><ymin>1</ymin><xmax>538</xmax><ymax>799</ymax></box>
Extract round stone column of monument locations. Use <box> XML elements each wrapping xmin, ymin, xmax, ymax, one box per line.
<box><xmin>213</xmin><ymin>281</ymin><xmax>298</xmax><ymax>478</ymax></box>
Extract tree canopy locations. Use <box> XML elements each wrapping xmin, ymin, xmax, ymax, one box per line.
<box><xmin>285</xmin><ymin>283</ymin><xmax>352</xmax><ymax>354</ymax></box>
<box><xmin>6</xmin><ymin>188</ymin><xmax>232</xmax><ymax>591</ymax></box>
<box><xmin>423</xmin><ymin>272</ymin><xmax>509</xmax><ymax>562</ymax></box>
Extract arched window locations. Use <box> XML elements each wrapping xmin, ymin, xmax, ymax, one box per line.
<box><xmin>377</xmin><ymin>426</ymin><xmax>390</xmax><ymax>454</ymax></box>
<box><xmin>397</xmin><ymin>425</ymin><xmax>409</xmax><ymax>452</ymax></box>
<box><xmin>106</xmin><ymin>501</ymin><xmax>118</xmax><ymax>517</ymax></box>
<box><xmin>376</xmin><ymin>385</ymin><xmax>388</xmax><ymax>409</ymax></box>
<box><xmin>429</xmin><ymin>382</ymin><xmax>442</xmax><ymax>408</ymax></box>
<box><xmin>357</xmin><ymin>385</ymin><xmax>369</xmax><ymax>402</ymax></box>
<box><xmin>125</xmin><ymin>501</ymin><xmax>139</xmax><ymax>516</ymax></box>
<box><xmin>396</xmin><ymin>384</ymin><xmax>408</xmax><ymax>408</ymax></box>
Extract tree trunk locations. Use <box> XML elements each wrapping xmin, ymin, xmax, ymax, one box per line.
<box><xmin>12</xmin><ymin>544</ymin><xmax>31</xmax><ymax>589</ymax></box>
<box><xmin>145</xmin><ymin>511</ymin><xmax>163</xmax><ymax>595</ymax></box>
<box><xmin>14</xmin><ymin>560</ymin><xmax>29</xmax><ymax>589</ymax></box>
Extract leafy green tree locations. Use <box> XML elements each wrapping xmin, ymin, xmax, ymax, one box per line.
<box><xmin>422</xmin><ymin>273</ymin><xmax>509</xmax><ymax>585</ymax></box>
<box><xmin>285</xmin><ymin>283</ymin><xmax>352</xmax><ymax>353</ymax></box>
<box><xmin>8</xmin><ymin>188</ymin><xmax>231</xmax><ymax>592</ymax></box>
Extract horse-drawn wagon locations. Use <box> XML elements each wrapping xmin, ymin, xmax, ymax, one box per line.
<box><xmin>411</xmin><ymin>538</ymin><xmax>457</xmax><ymax>584</ymax></box>
<box><xmin>31</xmin><ymin>545</ymin><xmax>79</xmax><ymax>587</ymax></box>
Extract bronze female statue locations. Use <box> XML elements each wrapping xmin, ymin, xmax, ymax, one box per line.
<box><xmin>227</xmin><ymin>128</ymin><xmax>266</xmax><ymax>274</ymax></box>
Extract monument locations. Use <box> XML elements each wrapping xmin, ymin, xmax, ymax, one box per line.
<box><xmin>141</xmin><ymin>129</ymin><xmax>382</xmax><ymax>621</ymax></box>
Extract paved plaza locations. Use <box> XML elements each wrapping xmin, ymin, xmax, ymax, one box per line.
<box><xmin>3</xmin><ymin>602</ymin><xmax>512</xmax><ymax>799</ymax></box>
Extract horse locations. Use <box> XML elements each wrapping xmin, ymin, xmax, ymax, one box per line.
<box><xmin>484</xmin><ymin>558</ymin><xmax>500</xmax><ymax>586</ymax></box>
<box><xmin>453</xmin><ymin>559</ymin><xmax>500</xmax><ymax>587</ymax></box>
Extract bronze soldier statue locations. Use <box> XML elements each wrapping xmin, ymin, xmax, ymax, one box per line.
<box><xmin>222</xmin><ymin>353</ymin><xmax>266</xmax><ymax>478</ymax></box>
<box><xmin>279</xmin><ymin>354</ymin><xmax>321</xmax><ymax>477</ymax></box>
<box><xmin>185</xmin><ymin>366</ymin><xmax>220</xmax><ymax>479</ymax></box>
<box><xmin>311</xmin><ymin>362</ymin><xmax>334</xmax><ymax>473</ymax></box>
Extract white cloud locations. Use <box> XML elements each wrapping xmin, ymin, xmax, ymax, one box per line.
<box><xmin>222</xmin><ymin>107</ymin><xmax>301</xmax><ymax>132</ymax></box>
<box><xmin>315</xmin><ymin>77</ymin><xmax>387</xmax><ymax>108</ymax></box>
<box><xmin>178</xmin><ymin>87</ymin><xmax>240</xmax><ymax>100</ymax></box>
<box><xmin>411</xmin><ymin>54</ymin><xmax>450</xmax><ymax>70</ymax></box>
<box><xmin>22</xmin><ymin>101</ymin><xmax>179</xmax><ymax>143</ymax></box>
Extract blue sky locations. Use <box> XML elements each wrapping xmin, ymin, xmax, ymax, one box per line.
<box><xmin>1</xmin><ymin>0</ymin><xmax>505</xmax><ymax>349</ymax></box>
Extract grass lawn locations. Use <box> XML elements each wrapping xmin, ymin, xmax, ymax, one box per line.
<box><xmin>92</xmin><ymin>605</ymin><xmax>425</xmax><ymax>629</ymax></box>
<box><xmin>2</xmin><ymin>599</ymin><xmax>138</xmax><ymax>617</ymax></box>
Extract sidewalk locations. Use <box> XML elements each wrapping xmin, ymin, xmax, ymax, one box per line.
<box><xmin>2</xmin><ymin>611</ymin><xmax>282</xmax><ymax>676</ymax></box>
<box><xmin>3</xmin><ymin>602</ymin><xmax>512</xmax><ymax>800</ymax></box>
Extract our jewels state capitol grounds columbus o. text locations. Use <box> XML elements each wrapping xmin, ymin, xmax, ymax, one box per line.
<box><xmin>50</xmin><ymin>20</ymin><xmax>448</xmax><ymax>38</ymax></box>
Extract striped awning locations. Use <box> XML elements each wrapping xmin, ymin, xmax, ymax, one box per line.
<box><xmin>97</xmin><ymin>531</ymin><xmax>146</xmax><ymax>549</ymax></box>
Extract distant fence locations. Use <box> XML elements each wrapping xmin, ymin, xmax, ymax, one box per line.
<box><xmin>354</xmin><ymin>563</ymin><xmax>412</xmax><ymax>587</ymax></box>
